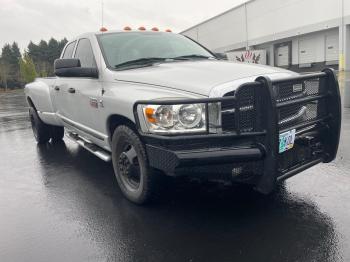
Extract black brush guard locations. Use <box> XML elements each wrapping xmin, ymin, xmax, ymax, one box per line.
<box><xmin>133</xmin><ymin>68</ymin><xmax>341</xmax><ymax>194</ymax></box>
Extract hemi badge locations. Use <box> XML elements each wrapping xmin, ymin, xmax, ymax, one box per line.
<box><xmin>293</xmin><ymin>83</ymin><xmax>303</xmax><ymax>93</ymax></box>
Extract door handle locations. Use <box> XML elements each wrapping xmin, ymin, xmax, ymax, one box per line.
<box><xmin>68</xmin><ymin>88</ymin><xmax>76</xmax><ymax>94</ymax></box>
<box><xmin>54</xmin><ymin>86</ymin><xmax>60</xmax><ymax>91</ymax></box>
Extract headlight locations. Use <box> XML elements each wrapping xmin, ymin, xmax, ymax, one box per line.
<box><xmin>153</xmin><ymin>105</ymin><xmax>174</xmax><ymax>128</ymax></box>
<box><xmin>137</xmin><ymin>102</ymin><xmax>221</xmax><ymax>135</ymax></box>
<box><xmin>178</xmin><ymin>104</ymin><xmax>203</xmax><ymax>128</ymax></box>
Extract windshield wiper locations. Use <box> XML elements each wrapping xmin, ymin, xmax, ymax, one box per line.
<box><xmin>171</xmin><ymin>54</ymin><xmax>215</xmax><ymax>60</ymax></box>
<box><xmin>114</xmin><ymin>55</ymin><xmax>215</xmax><ymax>70</ymax></box>
<box><xmin>114</xmin><ymin>57</ymin><xmax>167</xmax><ymax>69</ymax></box>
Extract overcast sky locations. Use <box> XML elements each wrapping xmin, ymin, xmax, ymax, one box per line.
<box><xmin>0</xmin><ymin>0</ymin><xmax>247</xmax><ymax>51</ymax></box>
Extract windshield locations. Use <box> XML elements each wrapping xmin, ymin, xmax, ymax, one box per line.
<box><xmin>97</xmin><ymin>32</ymin><xmax>214</xmax><ymax>69</ymax></box>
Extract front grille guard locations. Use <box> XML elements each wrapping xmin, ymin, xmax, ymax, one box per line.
<box><xmin>133</xmin><ymin>68</ymin><xmax>341</xmax><ymax>193</ymax></box>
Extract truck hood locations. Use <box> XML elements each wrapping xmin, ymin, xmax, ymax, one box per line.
<box><xmin>114</xmin><ymin>60</ymin><xmax>297</xmax><ymax>96</ymax></box>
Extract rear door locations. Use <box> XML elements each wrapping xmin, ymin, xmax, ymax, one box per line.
<box><xmin>53</xmin><ymin>40</ymin><xmax>77</xmax><ymax>120</ymax></box>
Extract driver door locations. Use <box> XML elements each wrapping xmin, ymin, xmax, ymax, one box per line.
<box><xmin>68</xmin><ymin>38</ymin><xmax>104</xmax><ymax>143</ymax></box>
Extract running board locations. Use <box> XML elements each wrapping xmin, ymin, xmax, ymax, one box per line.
<box><xmin>66</xmin><ymin>132</ymin><xmax>111</xmax><ymax>162</ymax></box>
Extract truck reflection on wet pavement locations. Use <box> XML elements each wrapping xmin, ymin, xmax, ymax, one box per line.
<box><xmin>0</xmin><ymin>90</ymin><xmax>349</xmax><ymax>262</ymax></box>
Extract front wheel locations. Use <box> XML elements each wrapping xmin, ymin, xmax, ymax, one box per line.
<box><xmin>111</xmin><ymin>125</ymin><xmax>162</xmax><ymax>204</ymax></box>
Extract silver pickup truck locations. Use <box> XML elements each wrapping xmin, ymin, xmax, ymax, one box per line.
<box><xmin>25</xmin><ymin>29</ymin><xmax>342</xmax><ymax>204</ymax></box>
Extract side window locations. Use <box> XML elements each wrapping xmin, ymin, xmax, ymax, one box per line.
<box><xmin>62</xmin><ymin>41</ymin><xmax>76</xmax><ymax>58</ymax></box>
<box><xmin>74</xmin><ymin>38</ymin><xmax>97</xmax><ymax>68</ymax></box>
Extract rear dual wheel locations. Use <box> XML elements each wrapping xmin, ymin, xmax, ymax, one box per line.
<box><xmin>29</xmin><ymin>107</ymin><xmax>64</xmax><ymax>144</ymax></box>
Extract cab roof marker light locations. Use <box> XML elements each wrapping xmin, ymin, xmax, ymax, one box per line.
<box><xmin>165</xmin><ymin>29</ymin><xmax>172</xmax><ymax>33</ymax></box>
<box><xmin>124</xmin><ymin>26</ymin><xmax>132</xmax><ymax>31</ymax></box>
<box><xmin>138</xmin><ymin>26</ymin><xmax>146</xmax><ymax>31</ymax></box>
<box><xmin>100</xmin><ymin>27</ymin><xmax>108</xmax><ymax>32</ymax></box>
<box><xmin>151</xmin><ymin>27</ymin><xmax>159</xmax><ymax>31</ymax></box>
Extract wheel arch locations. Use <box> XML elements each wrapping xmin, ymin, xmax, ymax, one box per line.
<box><xmin>107</xmin><ymin>114</ymin><xmax>138</xmax><ymax>142</ymax></box>
<box><xmin>27</xmin><ymin>96</ymin><xmax>37</xmax><ymax>111</ymax></box>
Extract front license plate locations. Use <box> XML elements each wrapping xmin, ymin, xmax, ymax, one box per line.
<box><xmin>279</xmin><ymin>129</ymin><xmax>296</xmax><ymax>153</ymax></box>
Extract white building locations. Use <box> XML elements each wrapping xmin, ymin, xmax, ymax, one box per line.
<box><xmin>182</xmin><ymin>0</ymin><xmax>350</xmax><ymax>72</ymax></box>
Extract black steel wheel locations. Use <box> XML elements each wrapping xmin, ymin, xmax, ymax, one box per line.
<box><xmin>111</xmin><ymin>125</ymin><xmax>162</xmax><ymax>204</ymax></box>
<box><xmin>118</xmin><ymin>142</ymin><xmax>141</xmax><ymax>192</ymax></box>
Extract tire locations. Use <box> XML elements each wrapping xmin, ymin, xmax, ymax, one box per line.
<box><xmin>111</xmin><ymin>125</ymin><xmax>162</xmax><ymax>204</ymax></box>
<box><xmin>51</xmin><ymin>125</ymin><xmax>64</xmax><ymax>142</ymax></box>
<box><xmin>29</xmin><ymin>107</ymin><xmax>64</xmax><ymax>144</ymax></box>
<box><xmin>29</xmin><ymin>107</ymin><xmax>51</xmax><ymax>144</ymax></box>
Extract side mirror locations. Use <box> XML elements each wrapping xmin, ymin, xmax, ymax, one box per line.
<box><xmin>214</xmin><ymin>53</ymin><xmax>228</xmax><ymax>60</ymax></box>
<box><xmin>54</xmin><ymin>58</ymin><xmax>98</xmax><ymax>78</ymax></box>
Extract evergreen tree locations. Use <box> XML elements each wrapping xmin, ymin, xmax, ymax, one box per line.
<box><xmin>59</xmin><ymin>38</ymin><xmax>68</xmax><ymax>52</ymax></box>
<box><xmin>0</xmin><ymin>59</ymin><xmax>9</xmax><ymax>90</ymax></box>
<box><xmin>38</xmin><ymin>40</ymin><xmax>49</xmax><ymax>60</ymax></box>
<box><xmin>27</xmin><ymin>41</ymin><xmax>40</xmax><ymax>63</ymax></box>
<box><xmin>0</xmin><ymin>45</ymin><xmax>11</xmax><ymax>89</ymax></box>
<box><xmin>0</xmin><ymin>37</ymin><xmax>68</xmax><ymax>89</ymax></box>
<box><xmin>48</xmin><ymin>38</ymin><xmax>60</xmax><ymax>65</ymax></box>
<box><xmin>27</xmin><ymin>38</ymin><xmax>67</xmax><ymax>77</ymax></box>
<box><xmin>36</xmin><ymin>40</ymin><xmax>49</xmax><ymax>76</ymax></box>
<box><xmin>1</xmin><ymin>44</ymin><xmax>13</xmax><ymax>65</ymax></box>
<box><xmin>19</xmin><ymin>53</ymin><xmax>37</xmax><ymax>83</ymax></box>
<box><xmin>11</xmin><ymin>42</ymin><xmax>21</xmax><ymax>85</ymax></box>
<box><xmin>11</xmin><ymin>42</ymin><xmax>21</xmax><ymax>65</ymax></box>
<box><xmin>1</xmin><ymin>43</ymin><xmax>21</xmax><ymax>88</ymax></box>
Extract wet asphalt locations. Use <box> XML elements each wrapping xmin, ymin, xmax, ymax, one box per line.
<box><xmin>0</xmin><ymin>89</ymin><xmax>349</xmax><ymax>262</ymax></box>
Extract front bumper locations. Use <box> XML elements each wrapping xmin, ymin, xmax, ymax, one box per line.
<box><xmin>143</xmin><ymin>128</ymin><xmax>327</xmax><ymax>187</ymax></box>
<box><xmin>146</xmin><ymin>143</ymin><xmax>263</xmax><ymax>175</ymax></box>
<box><xmin>134</xmin><ymin>69</ymin><xmax>342</xmax><ymax>194</ymax></box>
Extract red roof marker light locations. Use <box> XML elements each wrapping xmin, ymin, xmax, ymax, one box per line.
<box><xmin>138</xmin><ymin>26</ymin><xmax>146</xmax><ymax>31</ymax></box>
<box><xmin>100</xmin><ymin>27</ymin><xmax>108</xmax><ymax>32</ymax></box>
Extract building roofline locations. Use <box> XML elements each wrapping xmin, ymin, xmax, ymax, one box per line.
<box><xmin>180</xmin><ymin>0</ymin><xmax>255</xmax><ymax>34</ymax></box>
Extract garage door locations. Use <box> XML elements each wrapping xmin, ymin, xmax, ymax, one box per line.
<box><xmin>299</xmin><ymin>37</ymin><xmax>316</xmax><ymax>64</ymax></box>
<box><xmin>325</xmin><ymin>33</ymin><xmax>339</xmax><ymax>62</ymax></box>
<box><xmin>276</xmin><ymin>45</ymin><xmax>289</xmax><ymax>67</ymax></box>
